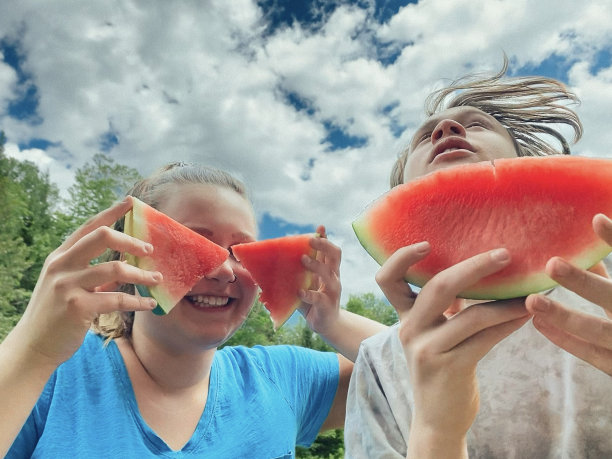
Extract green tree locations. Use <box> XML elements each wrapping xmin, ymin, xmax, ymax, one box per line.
<box><xmin>345</xmin><ymin>292</ymin><xmax>398</xmax><ymax>325</ymax></box>
<box><xmin>65</xmin><ymin>153</ymin><xmax>141</xmax><ymax>229</ymax></box>
<box><xmin>0</xmin><ymin>144</ymin><xmax>63</xmax><ymax>327</ymax></box>
<box><xmin>222</xmin><ymin>301</ymin><xmax>277</xmax><ymax>347</ymax></box>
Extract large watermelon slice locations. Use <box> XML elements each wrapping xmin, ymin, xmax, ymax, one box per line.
<box><xmin>353</xmin><ymin>156</ymin><xmax>612</xmax><ymax>300</ymax></box>
<box><xmin>232</xmin><ymin>234</ymin><xmax>316</xmax><ymax>329</ymax></box>
<box><xmin>124</xmin><ymin>197</ymin><xmax>229</xmax><ymax>314</ymax></box>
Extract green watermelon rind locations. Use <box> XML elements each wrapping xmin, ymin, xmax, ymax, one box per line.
<box><xmin>458</xmin><ymin>241</ymin><xmax>612</xmax><ymax>300</ymax></box>
<box><xmin>352</xmin><ymin>218</ymin><xmax>388</xmax><ymax>267</ymax></box>
<box><xmin>125</xmin><ymin>199</ymin><xmax>176</xmax><ymax>314</ymax></box>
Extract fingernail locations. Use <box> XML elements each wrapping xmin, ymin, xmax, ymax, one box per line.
<box><xmin>151</xmin><ymin>272</ymin><xmax>163</xmax><ymax>282</ymax></box>
<box><xmin>414</xmin><ymin>241</ymin><xmax>430</xmax><ymax>254</ymax></box>
<box><xmin>532</xmin><ymin>295</ymin><xmax>550</xmax><ymax>312</ymax></box>
<box><xmin>148</xmin><ymin>298</ymin><xmax>158</xmax><ymax>309</ymax></box>
<box><xmin>491</xmin><ymin>248</ymin><xmax>510</xmax><ymax>263</ymax></box>
<box><xmin>144</xmin><ymin>243</ymin><xmax>154</xmax><ymax>254</ymax></box>
<box><xmin>553</xmin><ymin>258</ymin><xmax>571</xmax><ymax>277</ymax></box>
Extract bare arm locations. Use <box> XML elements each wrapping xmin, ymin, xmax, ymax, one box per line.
<box><xmin>0</xmin><ymin>198</ymin><xmax>160</xmax><ymax>456</ymax></box>
<box><xmin>375</xmin><ymin>243</ymin><xmax>530</xmax><ymax>459</ymax></box>
<box><xmin>298</xmin><ymin>225</ymin><xmax>387</xmax><ymax>362</ymax></box>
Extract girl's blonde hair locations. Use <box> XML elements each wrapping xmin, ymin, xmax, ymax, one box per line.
<box><xmin>92</xmin><ymin>162</ymin><xmax>249</xmax><ymax>340</ymax></box>
<box><xmin>390</xmin><ymin>57</ymin><xmax>583</xmax><ymax>187</ymax></box>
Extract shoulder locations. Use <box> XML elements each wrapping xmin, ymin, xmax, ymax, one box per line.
<box><xmin>217</xmin><ymin>345</ymin><xmax>338</xmax><ymax>378</ymax></box>
<box><xmin>358</xmin><ymin>323</ymin><xmax>401</xmax><ymax>359</ymax></box>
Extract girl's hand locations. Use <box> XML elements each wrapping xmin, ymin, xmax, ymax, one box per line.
<box><xmin>13</xmin><ymin>197</ymin><xmax>161</xmax><ymax>368</ymax></box>
<box><xmin>297</xmin><ymin>225</ymin><xmax>342</xmax><ymax>335</ymax></box>
<box><xmin>526</xmin><ymin>213</ymin><xmax>612</xmax><ymax>376</ymax></box>
<box><xmin>377</xmin><ymin>242</ymin><xmax>530</xmax><ymax>458</ymax></box>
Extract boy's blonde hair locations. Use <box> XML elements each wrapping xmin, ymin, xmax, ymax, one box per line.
<box><xmin>390</xmin><ymin>57</ymin><xmax>583</xmax><ymax>187</ymax></box>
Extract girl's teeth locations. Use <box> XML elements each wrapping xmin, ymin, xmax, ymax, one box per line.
<box><xmin>190</xmin><ymin>295</ymin><xmax>230</xmax><ymax>307</ymax></box>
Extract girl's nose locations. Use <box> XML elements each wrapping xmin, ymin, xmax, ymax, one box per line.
<box><xmin>205</xmin><ymin>258</ymin><xmax>236</xmax><ymax>284</ymax></box>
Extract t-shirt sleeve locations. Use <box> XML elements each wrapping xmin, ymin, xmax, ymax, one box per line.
<box><xmin>6</xmin><ymin>371</ymin><xmax>56</xmax><ymax>458</ymax></box>
<box><xmin>345</xmin><ymin>341</ymin><xmax>407</xmax><ymax>459</ymax></box>
<box><xmin>256</xmin><ymin>345</ymin><xmax>339</xmax><ymax>447</ymax></box>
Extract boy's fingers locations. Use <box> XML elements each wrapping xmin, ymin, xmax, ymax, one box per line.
<box><xmin>527</xmin><ymin>294</ymin><xmax>612</xmax><ymax>349</ymax></box>
<box><xmin>411</xmin><ymin>249</ymin><xmax>511</xmax><ymax>330</ymax></box>
<box><xmin>376</xmin><ymin>243</ymin><xmax>430</xmax><ymax>317</ymax></box>
<box><xmin>546</xmin><ymin>257</ymin><xmax>612</xmax><ymax>312</ymax></box>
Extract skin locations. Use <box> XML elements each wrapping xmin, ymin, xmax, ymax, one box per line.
<box><xmin>0</xmin><ymin>181</ymin><xmax>384</xmax><ymax>455</ymax></box>
<box><xmin>0</xmin><ymin>197</ymin><xmax>160</xmax><ymax>457</ymax></box>
<box><xmin>378</xmin><ymin>105</ymin><xmax>612</xmax><ymax>457</ymax></box>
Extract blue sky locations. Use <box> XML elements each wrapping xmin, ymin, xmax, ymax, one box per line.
<box><xmin>1</xmin><ymin>0</ymin><xmax>612</xmax><ymax>301</ymax></box>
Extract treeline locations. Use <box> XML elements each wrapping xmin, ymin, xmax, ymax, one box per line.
<box><xmin>0</xmin><ymin>138</ymin><xmax>397</xmax><ymax>458</ymax></box>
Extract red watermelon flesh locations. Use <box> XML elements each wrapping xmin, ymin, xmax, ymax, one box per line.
<box><xmin>124</xmin><ymin>197</ymin><xmax>229</xmax><ymax>314</ymax></box>
<box><xmin>352</xmin><ymin>156</ymin><xmax>612</xmax><ymax>300</ymax></box>
<box><xmin>232</xmin><ymin>234</ymin><xmax>316</xmax><ymax>329</ymax></box>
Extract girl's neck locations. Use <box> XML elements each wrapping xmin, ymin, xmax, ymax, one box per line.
<box><xmin>119</xmin><ymin>325</ymin><xmax>216</xmax><ymax>392</ymax></box>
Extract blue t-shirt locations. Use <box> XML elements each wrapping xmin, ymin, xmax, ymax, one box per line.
<box><xmin>8</xmin><ymin>332</ymin><xmax>339</xmax><ymax>458</ymax></box>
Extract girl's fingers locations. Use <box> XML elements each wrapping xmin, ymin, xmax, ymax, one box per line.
<box><xmin>545</xmin><ymin>257</ymin><xmax>612</xmax><ymax>313</ymax></box>
<box><xmin>60</xmin><ymin>197</ymin><xmax>133</xmax><ymax>251</ymax></box>
<box><xmin>65</xmin><ymin>226</ymin><xmax>153</xmax><ymax>269</ymax></box>
<box><xmin>78</xmin><ymin>261</ymin><xmax>162</xmax><ymax>291</ymax></box>
<box><xmin>527</xmin><ymin>294</ymin><xmax>612</xmax><ymax>350</ymax></box>
<box><xmin>309</xmin><ymin>232</ymin><xmax>341</xmax><ymax>275</ymax></box>
<box><xmin>375</xmin><ymin>242</ymin><xmax>430</xmax><ymax>318</ymax></box>
<box><xmin>315</xmin><ymin>224</ymin><xmax>326</xmax><ymax>239</ymax></box>
<box><xmin>90</xmin><ymin>291</ymin><xmax>158</xmax><ymax>314</ymax></box>
<box><xmin>410</xmin><ymin>248</ymin><xmax>511</xmax><ymax>330</ymax></box>
<box><xmin>299</xmin><ymin>288</ymin><xmax>332</xmax><ymax>307</ymax></box>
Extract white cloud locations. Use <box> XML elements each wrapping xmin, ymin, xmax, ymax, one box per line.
<box><xmin>0</xmin><ymin>57</ymin><xmax>17</xmax><ymax>113</ymax></box>
<box><xmin>1</xmin><ymin>0</ymin><xmax>612</xmax><ymax>304</ymax></box>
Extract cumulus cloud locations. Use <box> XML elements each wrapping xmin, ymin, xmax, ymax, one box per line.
<box><xmin>1</xmin><ymin>0</ymin><xmax>612</xmax><ymax>302</ymax></box>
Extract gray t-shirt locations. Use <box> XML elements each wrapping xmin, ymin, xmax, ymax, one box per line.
<box><xmin>346</xmin><ymin>266</ymin><xmax>612</xmax><ymax>458</ymax></box>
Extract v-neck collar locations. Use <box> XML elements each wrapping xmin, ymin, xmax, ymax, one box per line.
<box><xmin>105</xmin><ymin>339</ymin><xmax>218</xmax><ymax>455</ymax></box>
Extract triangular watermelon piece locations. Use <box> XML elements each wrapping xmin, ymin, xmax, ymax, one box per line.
<box><xmin>353</xmin><ymin>156</ymin><xmax>612</xmax><ymax>300</ymax></box>
<box><xmin>232</xmin><ymin>234</ymin><xmax>316</xmax><ymax>329</ymax></box>
<box><xmin>124</xmin><ymin>197</ymin><xmax>229</xmax><ymax>314</ymax></box>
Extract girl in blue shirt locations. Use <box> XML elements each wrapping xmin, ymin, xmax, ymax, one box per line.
<box><xmin>1</xmin><ymin>162</ymin><xmax>385</xmax><ymax>458</ymax></box>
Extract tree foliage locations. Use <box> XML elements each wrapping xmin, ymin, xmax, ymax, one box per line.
<box><xmin>65</xmin><ymin>153</ymin><xmax>142</xmax><ymax>229</ymax></box>
<box><xmin>345</xmin><ymin>292</ymin><xmax>398</xmax><ymax>325</ymax></box>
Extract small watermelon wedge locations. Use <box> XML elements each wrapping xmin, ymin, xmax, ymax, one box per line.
<box><xmin>353</xmin><ymin>156</ymin><xmax>612</xmax><ymax>300</ymax></box>
<box><xmin>124</xmin><ymin>197</ymin><xmax>229</xmax><ymax>314</ymax></box>
<box><xmin>232</xmin><ymin>234</ymin><xmax>316</xmax><ymax>329</ymax></box>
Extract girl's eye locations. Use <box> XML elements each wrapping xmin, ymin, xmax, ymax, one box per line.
<box><xmin>466</xmin><ymin>121</ymin><xmax>486</xmax><ymax>129</ymax></box>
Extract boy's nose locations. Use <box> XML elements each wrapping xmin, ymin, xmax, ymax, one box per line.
<box><xmin>432</xmin><ymin>118</ymin><xmax>466</xmax><ymax>142</ymax></box>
